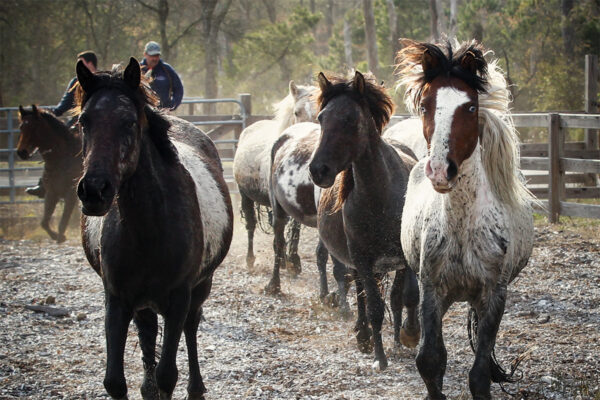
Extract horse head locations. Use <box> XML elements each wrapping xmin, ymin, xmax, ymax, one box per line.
<box><xmin>397</xmin><ymin>40</ymin><xmax>488</xmax><ymax>193</ymax></box>
<box><xmin>289</xmin><ymin>80</ymin><xmax>318</xmax><ymax>124</ymax></box>
<box><xmin>309</xmin><ymin>70</ymin><xmax>393</xmax><ymax>189</ymax></box>
<box><xmin>75</xmin><ymin>57</ymin><xmax>162</xmax><ymax>216</ymax></box>
<box><xmin>17</xmin><ymin>104</ymin><xmax>46</xmax><ymax>160</ymax></box>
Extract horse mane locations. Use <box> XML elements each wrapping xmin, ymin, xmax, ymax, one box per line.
<box><xmin>395</xmin><ymin>39</ymin><xmax>488</xmax><ymax>115</ymax></box>
<box><xmin>396</xmin><ymin>40</ymin><xmax>534</xmax><ymax>209</ymax></box>
<box><xmin>318</xmin><ymin>71</ymin><xmax>394</xmax><ymax>134</ymax></box>
<box><xmin>74</xmin><ymin>64</ymin><xmax>178</xmax><ymax>164</ymax></box>
<box><xmin>318</xmin><ymin>71</ymin><xmax>394</xmax><ymax>211</ymax></box>
<box><xmin>273</xmin><ymin>84</ymin><xmax>317</xmax><ymax>133</ymax></box>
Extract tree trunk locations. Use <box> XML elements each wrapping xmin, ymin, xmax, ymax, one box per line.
<box><xmin>429</xmin><ymin>0</ymin><xmax>439</xmax><ymax>41</ymax></box>
<box><xmin>561</xmin><ymin>0</ymin><xmax>575</xmax><ymax>60</ymax></box>
<box><xmin>362</xmin><ymin>0</ymin><xmax>378</xmax><ymax>76</ymax></box>
<box><xmin>158</xmin><ymin>0</ymin><xmax>170</xmax><ymax>60</ymax></box>
<box><xmin>343</xmin><ymin>18</ymin><xmax>354</xmax><ymax>68</ymax></box>
<box><xmin>386</xmin><ymin>0</ymin><xmax>399</xmax><ymax>63</ymax></box>
<box><xmin>448</xmin><ymin>0</ymin><xmax>458</xmax><ymax>40</ymax></box>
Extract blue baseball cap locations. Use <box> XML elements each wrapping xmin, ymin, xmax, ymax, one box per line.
<box><xmin>144</xmin><ymin>41</ymin><xmax>161</xmax><ymax>56</ymax></box>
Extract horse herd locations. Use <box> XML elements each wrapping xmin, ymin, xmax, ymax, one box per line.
<box><xmin>16</xmin><ymin>39</ymin><xmax>535</xmax><ymax>400</ymax></box>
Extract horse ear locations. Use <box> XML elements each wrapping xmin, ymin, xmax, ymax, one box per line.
<box><xmin>123</xmin><ymin>57</ymin><xmax>141</xmax><ymax>90</ymax></box>
<box><xmin>354</xmin><ymin>71</ymin><xmax>365</xmax><ymax>95</ymax></box>
<box><xmin>31</xmin><ymin>104</ymin><xmax>39</xmax><ymax>115</ymax></box>
<box><xmin>422</xmin><ymin>48</ymin><xmax>440</xmax><ymax>74</ymax></box>
<box><xmin>317</xmin><ymin>72</ymin><xmax>331</xmax><ymax>93</ymax></box>
<box><xmin>19</xmin><ymin>105</ymin><xmax>24</xmax><ymax>116</ymax></box>
<box><xmin>289</xmin><ymin>80</ymin><xmax>298</xmax><ymax>98</ymax></box>
<box><xmin>460</xmin><ymin>50</ymin><xmax>483</xmax><ymax>75</ymax></box>
<box><xmin>77</xmin><ymin>59</ymin><xmax>97</xmax><ymax>93</ymax></box>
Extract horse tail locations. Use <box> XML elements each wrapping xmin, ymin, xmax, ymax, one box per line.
<box><xmin>467</xmin><ymin>307</ymin><xmax>524</xmax><ymax>389</ymax></box>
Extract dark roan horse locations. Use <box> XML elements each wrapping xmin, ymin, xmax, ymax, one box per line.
<box><xmin>75</xmin><ymin>58</ymin><xmax>233</xmax><ymax>400</ymax></box>
<box><xmin>309</xmin><ymin>71</ymin><xmax>420</xmax><ymax>371</ymax></box>
<box><xmin>17</xmin><ymin>105</ymin><xmax>82</xmax><ymax>243</ymax></box>
<box><xmin>397</xmin><ymin>40</ymin><xmax>535</xmax><ymax>399</ymax></box>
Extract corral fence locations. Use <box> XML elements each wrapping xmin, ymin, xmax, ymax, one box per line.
<box><xmin>2</xmin><ymin>98</ymin><xmax>599</xmax><ymax>222</ymax></box>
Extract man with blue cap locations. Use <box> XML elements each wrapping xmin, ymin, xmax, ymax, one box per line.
<box><xmin>140</xmin><ymin>41</ymin><xmax>184</xmax><ymax>111</ymax></box>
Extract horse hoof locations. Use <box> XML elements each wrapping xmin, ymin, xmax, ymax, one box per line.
<box><xmin>323</xmin><ymin>292</ymin><xmax>339</xmax><ymax>308</ymax></box>
<box><xmin>339</xmin><ymin>306</ymin><xmax>353</xmax><ymax>321</ymax></box>
<box><xmin>187</xmin><ymin>392</ymin><xmax>206</xmax><ymax>400</ymax></box>
<box><xmin>56</xmin><ymin>235</ymin><xmax>67</xmax><ymax>244</ymax></box>
<box><xmin>286</xmin><ymin>254</ymin><xmax>302</xmax><ymax>276</ymax></box>
<box><xmin>372</xmin><ymin>357</ymin><xmax>388</xmax><ymax>372</ymax></box>
<box><xmin>158</xmin><ymin>390</ymin><xmax>171</xmax><ymax>400</ymax></box>
<box><xmin>246</xmin><ymin>255</ymin><xmax>255</xmax><ymax>269</ymax></box>
<box><xmin>140</xmin><ymin>368</ymin><xmax>159</xmax><ymax>400</ymax></box>
<box><xmin>263</xmin><ymin>280</ymin><xmax>281</xmax><ymax>296</ymax></box>
<box><xmin>399</xmin><ymin>326</ymin><xmax>420</xmax><ymax>348</ymax></box>
<box><xmin>355</xmin><ymin>331</ymin><xmax>374</xmax><ymax>354</ymax></box>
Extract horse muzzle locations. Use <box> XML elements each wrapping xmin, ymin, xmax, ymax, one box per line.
<box><xmin>17</xmin><ymin>149</ymin><xmax>32</xmax><ymax>160</ymax></box>
<box><xmin>425</xmin><ymin>157</ymin><xmax>458</xmax><ymax>193</ymax></box>
<box><xmin>309</xmin><ymin>160</ymin><xmax>336</xmax><ymax>188</ymax></box>
<box><xmin>77</xmin><ymin>175</ymin><xmax>116</xmax><ymax>216</ymax></box>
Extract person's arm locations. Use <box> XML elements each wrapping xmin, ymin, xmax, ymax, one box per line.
<box><xmin>52</xmin><ymin>77</ymin><xmax>78</xmax><ymax>116</ymax></box>
<box><xmin>167</xmin><ymin>65</ymin><xmax>184</xmax><ymax>110</ymax></box>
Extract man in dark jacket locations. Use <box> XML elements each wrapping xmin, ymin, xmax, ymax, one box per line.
<box><xmin>140</xmin><ymin>41</ymin><xmax>184</xmax><ymax>110</ymax></box>
<box><xmin>26</xmin><ymin>51</ymin><xmax>97</xmax><ymax>198</ymax></box>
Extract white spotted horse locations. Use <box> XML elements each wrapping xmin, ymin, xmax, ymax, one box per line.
<box><xmin>397</xmin><ymin>40</ymin><xmax>535</xmax><ymax>399</ymax></box>
<box><xmin>309</xmin><ymin>71</ymin><xmax>421</xmax><ymax>370</ymax></box>
<box><xmin>76</xmin><ymin>58</ymin><xmax>233</xmax><ymax>400</ymax></box>
<box><xmin>233</xmin><ymin>81</ymin><xmax>317</xmax><ymax>273</ymax></box>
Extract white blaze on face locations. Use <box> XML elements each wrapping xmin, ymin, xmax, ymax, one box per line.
<box><xmin>173</xmin><ymin>140</ymin><xmax>230</xmax><ymax>268</ymax></box>
<box><xmin>426</xmin><ymin>87</ymin><xmax>471</xmax><ymax>184</ymax></box>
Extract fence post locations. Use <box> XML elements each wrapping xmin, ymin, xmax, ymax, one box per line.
<box><xmin>548</xmin><ymin>113</ymin><xmax>564</xmax><ymax>223</ymax></box>
<box><xmin>584</xmin><ymin>54</ymin><xmax>598</xmax><ymax>186</ymax></box>
<box><xmin>7</xmin><ymin>110</ymin><xmax>15</xmax><ymax>203</ymax></box>
<box><xmin>239</xmin><ymin>93</ymin><xmax>251</xmax><ymax>131</ymax></box>
<box><xmin>188</xmin><ymin>102</ymin><xmax>194</xmax><ymax>116</ymax></box>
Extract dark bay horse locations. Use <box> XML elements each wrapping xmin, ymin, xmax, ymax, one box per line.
<box><xmin>233</xmin><ymin>82</ymin><xmax>317</xmax><ymax>272</ymax></box>
<box><xmin>397</xmin><ymin>40</ymin><xmax>535</xmax><ymax>399</ymax></box>
<box><xmin>309</xmin><ymin>71</ymin><xmax>420</xmax><ymax>370</ymax></box>
<box><xmin>17</xmin><ymin>105</ymin><xmax>82</xmax><ymax>243</ymax></box>
<box><xmin>267</xmin><ymin>121</ymin><xmax>350</xmax><ymax>313</ymax></box>
<box><xmin>75</xmin><ymin>58</ymin><xmax>233</xmax><ymax>399</ymax></box>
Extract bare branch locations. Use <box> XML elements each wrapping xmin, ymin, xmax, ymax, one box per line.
<box><xmin>135</xmin><ymin>0</ymin><xmax>159</xmax><ymax>13</ymax></box>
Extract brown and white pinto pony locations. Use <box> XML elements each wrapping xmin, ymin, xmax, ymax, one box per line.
<box><xmin>76</xmin><ymin>58</ymin><xmax>233</xmax><ymax>400</ymax></box>
<box><xmin>17</xmin><ymin>105</ymin><xmax>82</xmax><ymax>242</ymax></box>
<box><xmin>267</xmin><ymin>121</ymin><xmax>350</xmax><ymax>312</ymax></box>
<box><xmin>310</xmin><ymin>71</ymin><xmax>420</xmax><ymax>370</ymax></box>
<box><xmin>398</xmin><ymin>40</ymin><xmax>535</xmax><ymax>399</ymax></box>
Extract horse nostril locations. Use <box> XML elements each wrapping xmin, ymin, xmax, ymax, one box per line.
<box><xmin>446</xmin><ymin>158</ymin><xmax>458</xmax><ymax>181</ymax></box>
<box><xmin>100</xmin><ymin>181</ymin><xmax>113</xmax><ymax>201</ymax></box>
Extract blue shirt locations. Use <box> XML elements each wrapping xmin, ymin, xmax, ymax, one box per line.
<box><xmin>140</xmin><ymin>59</ymin><xmax>184</xmax><ymax>110</ymax></box>
<box><xmin>53</xmin><ymin>77</ymin><xmax>78</xmax><ymax>117</ymax></box>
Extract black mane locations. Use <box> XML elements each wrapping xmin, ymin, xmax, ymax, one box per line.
<box><xmin>74</xmin><ymin>65</ymin><xmax>178</xmax><ymax>164</ymax></box>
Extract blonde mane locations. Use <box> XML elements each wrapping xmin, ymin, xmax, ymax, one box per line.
<box><xmin>396</xmin><ymin>40</ymin><xmax>535</xmax><ymax>210</ymax></box>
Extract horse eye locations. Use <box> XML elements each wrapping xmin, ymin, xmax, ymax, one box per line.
<box><xmin>420</xmin><ymin>106</ymin><xmax>427</xmax><ymax>114</ymax></box>
<box><xmin>468</xmin><ymin>105</ymin><xmax>477</xmax><ymax>113</ymax></box>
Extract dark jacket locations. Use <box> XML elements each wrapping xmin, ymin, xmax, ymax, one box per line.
<box><xmin>52</xmin><ymin>77</ymin><xmax>78</xmax><ymax>117</ymax></box>
<box><xmin>140</xmin><ymin>59</ymin><xmax>184</xmax><ymax>110</ymax></box>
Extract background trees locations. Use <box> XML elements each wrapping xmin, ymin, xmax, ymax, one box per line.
<box><xmin>0</xmin><ymin>0</ymin><xmax>598</xmax><ymax>114</ymax></box>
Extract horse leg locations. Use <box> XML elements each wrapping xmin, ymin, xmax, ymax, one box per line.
<box><xmin>398</xmin><ymin>268</ymin><xmax>420</xmax><ymax>348</ymax></box>
<box><xmin>40</xmin><ymin>192</ymin><xmax>59</xmax><ymax>241</ymax></box>
<box><xmin>357</xmin><ymin>267</ymin><xmax>388</xmax><ymax>370</ymax></box>
<box><xmin>353</xmin><ymin>269</ymin><xmax>373</xmax><ymax>354</ymax></box>
<box><xmin>416</xmin><ymin>283</ymin><xmax>448</xmax><ymax>400</ymax></box>
<box><xmin>469</xmin><ymin>284</ymin><xmax>508</xmax><ymax>400</ymax></box>
<box><xmin>185</xmin><ymin>278</ymin><xmax>213</xmax><ymax>400</ymax></box>
<box><xmin>285</xmin><ymin>219</ymin><xmax>302</xmax><ymax>276</ymax></box>
<box><xmin>56</xmin><ymin>193</ymin><xmax>77</xmax><ymax>243</ymax></box>
<box><xmin>156</xmin><ymin>287</ymin><xmax>191</xmax><ymax>399</ymax></box>
<box><xmin>240</xmin><ymin>192</ymin><xmax>256</xmax><ymax>269</ymax></box>
<box><xmin>104</xmin><ymin>293</ymin><xmax>133</xmax><ymax>400</ymax></box>
<box><xmin>315</xmin><ymin>240</ymin><xmax>329</xmax><ymax>301</ymax></box>
<box><xmin>265</xmin><ymin>204</ymin><xmax>286</xmax><ymax>295</ymax></box>
<box><xmin>390</xmin><ymin>269</ymin><xmax>405</xmax><ymax>347</ymax></box>
<box><xmin>332</xmin><ymin>257</ymin><xmax>351</xmax><ymax>318</ymax></box>
<box><xmin>134</xmin><ymin>309</ymin><xmax>159</xmax><ymax>400</ymax></box>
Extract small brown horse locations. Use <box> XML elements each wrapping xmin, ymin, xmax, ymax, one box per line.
<box><xmin>17</xmin><ymin>105</ymin><xmax>82</xmax><ymax>243</ymax></box>
<box><xmin>310</xmin><ymin>71</ymin><xmax>420</xmax><ymax>370</ymax></box>
<box><xmin>76</xmin><ymin>58</ymin><xmax>233</xmax><ymax>399</ymax></box>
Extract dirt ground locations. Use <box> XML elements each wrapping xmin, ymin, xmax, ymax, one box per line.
<box><xmin>0</xmin><ymin>212</ymin><xmax>599</xmax><ymax>400</ymax></box>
